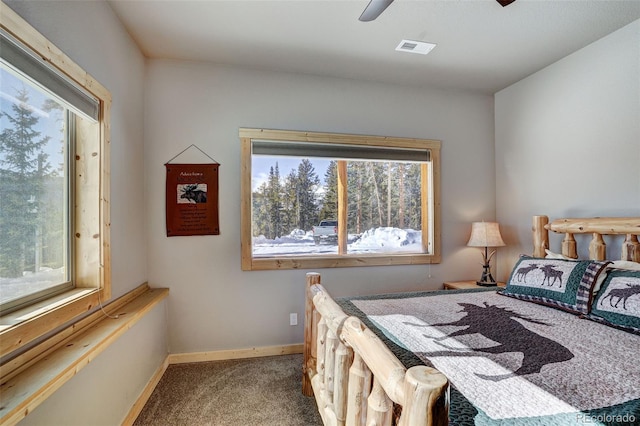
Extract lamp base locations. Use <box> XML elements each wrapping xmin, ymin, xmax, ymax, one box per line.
<box><xmin>477</xmin><ymin>250</ymin><xmax>498</xmax><ymax>287</ymax></box>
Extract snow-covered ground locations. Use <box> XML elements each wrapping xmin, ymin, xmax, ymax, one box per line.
<box><xmin>0</xmin><ymin>267</ymin><xmax>65</xmax><ymax>304</ymax></box>
<box><xmin>252</xmin><ymin>227</ymin><xmax>422</xmax><ymax>256</ymax></box>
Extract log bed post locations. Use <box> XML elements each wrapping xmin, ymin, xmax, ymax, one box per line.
<box><xmin>304</xmin><ymin>272</ymin><xmax>321</xmax><ymax>396</ymax></box>
<box><xmin>367</xmin><ymin>378</ymin><xmax>393</xmax><ymax>426</ymax></box>
<box><xmin>622</xmin><ymin>234</ymin><xmax>640</xmax><ymax>262</ymax></box>
<box><xmin>532</xmin><ymin>215</ymin><xmax>549</xmax><ymax>258</ymax></box>
<box><xmin>346</xmin><ymin>353</ymin><xmax>371</xmax><ymax>426</ymax></box>
<box><xmin>399</xmin><ymin>366</ymin><xmax>449</xmax><ymax>426</ymax></box>
<box><xmin>562</xmin><ymin>233</ymin><xmax>577</xmax><ymax>259</ymax></box>
<box><xmin>589</xmin><ymin>233</ymin><xmax>607</xmax><ymax>260</ymax></box>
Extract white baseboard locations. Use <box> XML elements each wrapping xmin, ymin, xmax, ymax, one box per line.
<box><xmin>168</xmin><ymin>343</ymin><xmax>304</xmax><ymax>364</ymax></box>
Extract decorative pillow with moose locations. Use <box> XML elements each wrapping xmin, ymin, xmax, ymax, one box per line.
<box><xmin>588</xmin><ymin>269</ymin><xmax>640</xmax><ymax>334</ymax></box>
<box><xmin>498</xmin><ymin>255</ymin><xmax>610</xmax><ymax>315</ymax></box>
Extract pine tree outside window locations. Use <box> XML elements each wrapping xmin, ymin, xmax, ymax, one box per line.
<box><xmin>0</xmin><ymin>68</ymin><xmax>73</xmax><ymax>312</ymax></box>
<box><xmin>240</xmin><ymin>129</ymin><xmax>441</xmax><ymax>270</ymax></box>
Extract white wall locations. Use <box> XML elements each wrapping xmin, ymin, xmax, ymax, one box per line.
<box><xmin>5</xmin><ymin>1</ymin><xmax>168</xmax><ymax>424</ymax></box>
<box><xmin>145</xmin><ymin>61</ymin><xmax>495</xmax><ymax>354</ymax></box>
<box><xmin>495</xmin><ymin>19</ymin><xmax>640</xmax><ymax>278</ymax></box>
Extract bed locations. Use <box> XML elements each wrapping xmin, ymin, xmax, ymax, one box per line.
<box><xmin>302</xmin><ymin>215</ymin><xmax>640</xmax><ymax>425</ymax></box>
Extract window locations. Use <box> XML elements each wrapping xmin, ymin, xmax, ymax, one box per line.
<box><xmin>0</xmin><ymin>9</ymin><xmax>111</xmax><ymax>357</ymax></box>
<box><xmin>240</xmin><ymin>129</ymin><xmax>441</xmax><ymax>270</ymax></box>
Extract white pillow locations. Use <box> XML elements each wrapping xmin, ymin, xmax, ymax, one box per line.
<box><xmin>610</xmin><ymin>260</ymin><xmax>640</xmax><ymax>271</ymax></box>
<box><xmin>544</xmin><ymin>249</ymin><xmax>575</xmax><ymax>260</ymax></box>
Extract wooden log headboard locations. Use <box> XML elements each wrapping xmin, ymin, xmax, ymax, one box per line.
<box><xmin>532</xmin><ymin>216</ymin><xmax>640</xmax><ymax>261</ymax></box>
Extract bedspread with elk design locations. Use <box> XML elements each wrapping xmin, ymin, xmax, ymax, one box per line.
<box><xmin>337</xmin><ymin>288</ymin><xmax>640</xmax><ymax>425</ymax></box>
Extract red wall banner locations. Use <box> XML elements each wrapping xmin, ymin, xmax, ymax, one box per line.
<box><xmin>165</xmin><ymin>163</ymin><xmax>220</xmax><ymax>236</ymax></box>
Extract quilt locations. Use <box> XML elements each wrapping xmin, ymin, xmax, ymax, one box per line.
<box><xmin>337</xmin><ymin>289</ymin><xmax>640</xmax><ymax>425</ymax></box>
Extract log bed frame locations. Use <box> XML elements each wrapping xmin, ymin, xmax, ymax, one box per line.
<box><xmin>302</xmin><ymin>215</ymin><xmax>640</xmax><ymax>426</ymax></box>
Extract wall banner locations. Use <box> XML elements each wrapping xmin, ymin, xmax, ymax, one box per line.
<box><xmin>165</xmin><ymin>163</ymin><xmax>220</xmax><ymax>236</ymax></box>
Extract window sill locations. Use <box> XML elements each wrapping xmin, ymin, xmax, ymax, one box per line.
<box><xmin>245</xmin><ymin>253</ymin><xmax>442</xmax><ymax>271</ymax></box>
<box><xmin>0</xmin><ymin>284</ymin><xmax>168</xmax><ymax>425</ymax></box>
<box><xmin>1</xmin><ymin>288</ymin><xmax>103</xmax><ymax>358</ymax></box>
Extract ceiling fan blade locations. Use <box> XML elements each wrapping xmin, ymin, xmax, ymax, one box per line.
<box><xmin>359</xmin><ymin>0</ymin><xmax>395</xmax><ymax>22</ymax></box>
<box><xmin>496</xmin><ymin>0</ymin><xmax>516</xmax><ymax>6</ymax></box>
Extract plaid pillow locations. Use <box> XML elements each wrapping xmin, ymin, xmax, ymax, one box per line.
<box><xmin>498</xmin><ymin>255</ymin><xmax>610</xmax><ymax>315</ymax></box>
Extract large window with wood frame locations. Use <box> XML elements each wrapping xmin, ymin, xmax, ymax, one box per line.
<box><xmin>0</xmin><ymin>6</ymin><xmax>111</xmax><ymax>358</ymax></box>
<box><xmin>240</xmin><ymin>129</ymin><xmax>440</xmax><ymax>270</ymax></box>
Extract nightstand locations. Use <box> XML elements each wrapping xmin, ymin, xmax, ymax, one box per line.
<box><xmin>443</xmin><ymin>280</ymin><xmax>506</xmax><ymax>290</ymax></box>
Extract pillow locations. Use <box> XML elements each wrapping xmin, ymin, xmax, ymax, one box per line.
<box><xmin>498</xmin><ymin>255</ymin><xmax>610</xmax><ymax>315</ymax></box>
<box><xmin>593</xmin><ymin>260</ymin><xmax>640</xmax><ymax>293</ymax></box>
<box><xmin>545</xmin><ymin>249</ymin><xmax>576</xmax><ymax>260</ymax></box>
<box><xmin>588</xmin><ymin>268</ymin><xmax>640</xmax><ymax>334</ymax></box>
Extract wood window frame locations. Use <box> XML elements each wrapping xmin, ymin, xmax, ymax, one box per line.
<box><xmin>0</xmin><ymin>3</ymin><xmax>111</xmax><ymax>358</ymax></box>
<box><xmin>240</xmin><ymin>128</ymin><xmax>441</xmax><ymax>271</ymax></box>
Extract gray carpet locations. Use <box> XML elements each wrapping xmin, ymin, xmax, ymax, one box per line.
<box><xmin>133</xmin><ymin>353</ymin><xmax>323</xmax><ymax>426</ymax></box>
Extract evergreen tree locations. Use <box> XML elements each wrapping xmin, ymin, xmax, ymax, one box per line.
<box><xmin>252</xmin><ymin>182</ymin><xmax>270</xmax><ymax>237</ymax></box>
<box><xmin>0</xmin><ymin>88</ymin><xmax>52</xmax><ymax>277</ymax></box>
<box><xmin>319</xmin><ymin>161</ymin><xmax>338</xmax><ymax>221</ymax></box>
<box><xmin>295</xmin><ymin>159</ymin><xmax>319</xmax><ymax>231</ymax></box>
<box><xmin>281</xmin><ymin>169</ymin><xmax>299</xmax><ymax>234</ymax></box>
<box><xmin>403</xmin><ymin>163</ymin><xmax>422</xmax><ymax>229</ymax></box>
<box><xmin>367</xmin><ymin>162</ymin><xmax>385</xmax><ymax>227</ymax></box>
<box><xmin>347</xmin><ymin>161</ymin><xmax>371</xmax><ymax>233</ymax></box>
<box><xmin>266</xmin><ymin>163</ymin><xmax>282</xmax><ymax>239</ymax></box>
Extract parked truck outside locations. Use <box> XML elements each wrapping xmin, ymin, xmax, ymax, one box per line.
<box><xmin>312</xmin><ymin>220</ymin><xmax>338</xmax><ymax>245</ymax></box>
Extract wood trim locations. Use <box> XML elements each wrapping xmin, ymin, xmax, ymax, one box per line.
<box><xmin>168</xmin><ymin>344</ymin><xmax>304</xmax><ymax>364</ymax></box>
<box><xmin>337</xmin><ymin>160</ymin><xmax>348</xmax><ymax>254</ymax></box>
<box><xmin>238</xmin><ymin>128</ymin><xmax>441</xmax><ymax>150</ymax></box>
<box><xmin>1</xmin><ymin>284</ymin><xmax>149</xmax><ymax>381</ymax></box>
<box><xmin>0</xmin><ymin>286</ymin><xmax>168</xmax><ymax>426</ymax></box>
<box><xmin>430</xmin><ymin>149</ymin><xmax>442</xmax><ymax>260</ymax></box>
<box><xmin>1</xmin><ymin>289</ymin><xmax>98</xmax><ymax>358</ymax></box>
<box><xmin>248</xmin><ymin>253</ymin><xmax>441</xmax><ymax>270</ymax></box>
<box><xmin>421</xmin><ymin>163</ymin><xmax>429</xmax><ymax>253</ymax></box>
<box><xmin>121</xmin><ymin>356</ymin><xmax>170</xmax><ymax>426</ymax></box>
<box><xmin>100</xmin><ymin>97</ymin><xmax>112</xmax><ymax>300</ymax></box>
<box><xmin>240</xmin><ymin>136</ymin><xmax>253</xmax><ymax>271</ymax></box>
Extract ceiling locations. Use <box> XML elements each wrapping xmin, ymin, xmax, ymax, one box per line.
<box><xmin>108</xmin><ymin>0</ymin><xmax>640</xmax><ymax>94</ymax></box>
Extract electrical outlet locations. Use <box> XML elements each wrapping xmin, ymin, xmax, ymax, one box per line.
<box><xmin>290</xmin><ymin>313</ymin><xmax>298</xmax><ymax>326</ymax></box>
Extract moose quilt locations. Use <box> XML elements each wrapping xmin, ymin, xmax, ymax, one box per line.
<box><xmin>337</xmin><ymin>289</ymin><xmax>640</xmax><ymax>425</ymax></box>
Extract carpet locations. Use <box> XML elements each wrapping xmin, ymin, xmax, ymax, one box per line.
<box><xmin>133</xmin><ymin>353</ymin><xmax>323</xmax><ymax>426</ymax></box>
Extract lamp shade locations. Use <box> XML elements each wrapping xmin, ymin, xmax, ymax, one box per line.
<box><xmin>467</xmin><ymin>222</ymin><xmax>505</xmax><ymax>247</ymax></box>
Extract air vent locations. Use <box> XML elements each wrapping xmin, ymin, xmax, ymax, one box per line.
<box><xmin>395</xmin><ymin>39</ymin><xmax>436</xmax><ymax>55</ymax></box>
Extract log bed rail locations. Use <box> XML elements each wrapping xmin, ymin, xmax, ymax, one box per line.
<box><xmin>304</xmin><ymin>215</ymin><xmax>640</xmax><ymax>426</ymax></box>
<box><xmin>303</xmin><ymin>272</ymin><xmax>449</xmax><ymax>426</ymax></box>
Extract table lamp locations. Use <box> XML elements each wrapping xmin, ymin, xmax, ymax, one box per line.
<box><xmin>467</xmin><ymin>221</ymin><xmax>505</xmax><ymax>286</ymax></box>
